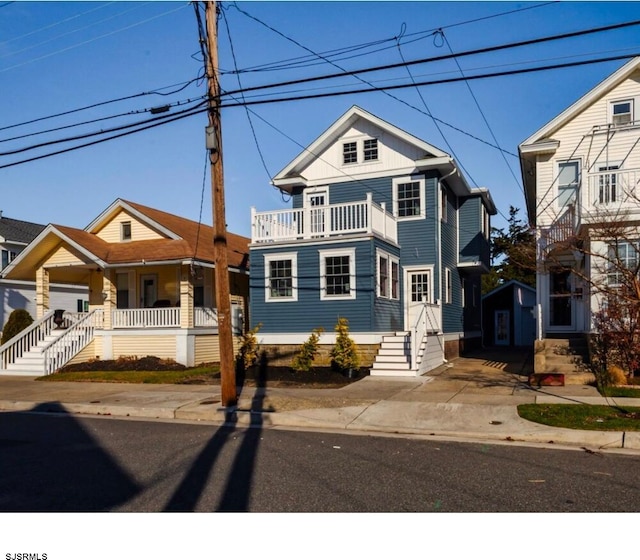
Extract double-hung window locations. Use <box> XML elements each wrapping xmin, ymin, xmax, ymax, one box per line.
<box><xmin>343</xmin><ymin>142</ymin><xmax>357</xmax><ymax>164</ymax></box>
<box><xmin>607</xmin><ymin>241</ymin><xmax>638</xmax><ymax>286</ymax></box>
<box><xmin>557</xmin><ymin>161</ymin><xmax>580</xmax><ymax>210</ymax></box>
<box><xmin>121</xmin><ymin>221</ymin><xmax>132</xmax><ymax>241</ymax></box>
<box><xmin>320</xmin><ymin>248</ymin><xmax>355</xmax><ymax>300</ymax></box>
<box><xmin>265</xmin><ymin>253</ymin><xmax>297</xmax><ymax>302</ymax></box>
<box><xmin>1</xmin><ymin>249</ymin><xmax>16</xmax><ymax>270</ymax></box>
<box><xmin>393</xmin><ymin>176</ymin><xmax>425</xmax><ymax>220</ymax></box>
<box><xmin>376</xmin><ymin>250</ymin><xmax>399</xmax><ymax>299</ymax></box>
<box><xmin>363</xmin><ymin>139</ymin><xmax>378</xmax><ymax>161</ymax></box>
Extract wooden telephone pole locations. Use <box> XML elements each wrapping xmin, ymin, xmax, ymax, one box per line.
<box><xmin>205</xmin><ymin>1</ymin><xmax>236</xmax><ymax>407</ymax></box>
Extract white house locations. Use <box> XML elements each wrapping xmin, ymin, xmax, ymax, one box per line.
<box><xmin>519</xmin><ymin>56</ymin><xmax>640</xmax><ymax>381</ymax></box>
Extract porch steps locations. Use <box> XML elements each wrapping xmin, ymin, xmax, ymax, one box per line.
<box><xmin>2</xmin><ymin>330</ymin><xmax>80</xmax><ymax>376</ymax></box>
<box><xmin>533</xmin><ymin>337</ymin><xmax>594</xmax><ymax>385</ymax></box>
<box><xmin>370</xmin><ymin>332</ymin><xmax>417</xmax><ymax>377</ymax></box>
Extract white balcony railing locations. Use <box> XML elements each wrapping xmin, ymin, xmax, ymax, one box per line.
<box><xmin>588</xmin><ymin>169</ymin><xmax>640</xmax><ymax>208</ymax></box>
<box><xmin>251</xmin><ymin>193</ymin><xmax>397</xmax><ymax>244</ymax></box>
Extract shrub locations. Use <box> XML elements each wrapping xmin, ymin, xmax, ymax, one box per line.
<box><xmin>608</xmin><ymin>365</ymin><xmax>628</xmax><ymax>386</ymax></box>
<box><xmin>237</xmin><ymin>323</ymin><xmax>261</xmax><ymax>370</ymax></box>
<box><xmin>1</xmin><ymin>309</ymin><xmax>34</xmax><ymax>345</ymax></box>
<box><xmin>291</xmin><ymin>327</ymin><xmax>324</xmax><ymax>372</ymax></box>
<box><xmin>330</xmin><ymin>318</ymin><xmax>360</xmax><ymax>372</ymax></box>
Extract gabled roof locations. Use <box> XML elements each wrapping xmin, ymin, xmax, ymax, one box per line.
<box><xmin>482</xmin><ymin>279</ymin><xmax>535</xmax><ymax>301</ymax></box>
<box><xmin>271</xmin><ymin>105</ymin><xmax>480</xmax><ymax>196</ymax></box>
<box><xmin>519</xmin><ymin>57</ymin><xmax>640</xmax><ymax>224</ymax></box>
<box><xmin>1</xmin><ymin>199</ymin><xmax>250</xmax><ymax>281</ymax></box>
<box><xmin>0</xmin><ymin>215</ymin><xmax>45</xmax><ymax>245</ymax></box>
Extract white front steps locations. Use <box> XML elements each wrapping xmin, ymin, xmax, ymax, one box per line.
<box><xmin>2</xmin><ymin>330</ymin><xmax>79</xmax><ymax>376</ymax></box>
<box><xmin>370</xmin><ymin>332</ymin><xmax>417</xmax><ymax>377</ymax></box>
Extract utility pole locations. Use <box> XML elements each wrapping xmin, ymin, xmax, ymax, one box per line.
<box><xmin>204</xmin><ymin>0</ymin><xmax>236</xmax><ymax>407</ymax></box>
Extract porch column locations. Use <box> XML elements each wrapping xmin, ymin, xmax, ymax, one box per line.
<box><xmin>35</xmin><ymin>267</ymin><xmax>50</xmax><ymax>319</ymax></box>
<box><xmin>102</xmin><ymin>269</ymin><xmax>115</xmax><ymax>330</ymax></box>
<box><xmin>180</xmin><ymin>265</ymin><xmax>194</xmax><ymax>328</ymax></box>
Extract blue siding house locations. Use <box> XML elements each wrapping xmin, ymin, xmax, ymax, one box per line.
<box><xmin>249</xmin><ymin>106</ymin><xmax>496</xmax><ymax>376</ymax></box>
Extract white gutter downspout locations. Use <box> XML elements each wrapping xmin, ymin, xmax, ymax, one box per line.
<box><xmin>437</xmin><ymin>164</ymin><xmax>458</xmax><ymax>363</ymax></box>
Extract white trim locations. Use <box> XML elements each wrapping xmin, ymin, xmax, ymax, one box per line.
<box><xmin>376</xmin><ymin>249</ymin><xmax>399</xmax><ymax>300</ymax></box>
<box><xmin>445</xmin><ymin>267</ymin><xmax>452</xmax><ymax>304</ymax></box>
<box><xmin>319</xmin><ymin>247</ymin><xmax>356</xmax><ymax>300</ymax></box>
<box><xmin>610</xmin><ymin>98</ymin><xmax>634</xmax><ymax>126</ymax></box>
<box><xmin>264</xmin><ymin>252</ymin><xmax>298</xmax><ymax>302</ymax></box>
<box><xmin>392</xmin><ymin>175</ymin><xmax>426</xmax><ymax>221</ymax></box>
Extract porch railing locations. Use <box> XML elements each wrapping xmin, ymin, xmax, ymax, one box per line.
<box><xmin>112</xmin><ymin>307</ymin><xmax>180</xmax><ymax>329</ymax></box>
<box><xmin>251</xmin><ymin>193</ymin><xmax>397</xmax><ymax>244</ymax></box>
<box><xmin>540</xmin><ymin>204</ymin><xmax>578</xmax><ymax>251</ymax></box>
<box><xmin>0</xmin><ymin>309</ymin><xmax>56</xmax><ymax>369</ymax></box>
<box><xmin>410</xmin><ymin>300</ymin><xmax>441</xmax><ymax>370</ymax></box>
<box><xmin>42</xmin><ymin>309</ymin><xmax>100</xmax><ymax>375</ymax></box>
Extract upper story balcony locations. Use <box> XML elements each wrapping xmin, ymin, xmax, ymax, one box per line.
<box><xmin>251</xmin><ymin>193</ymin><xmax>398</xmax><ymax>245</ymax></box>
<box><xmin>585</xmin><ymin>168</ymin><xmax>640</xmax><ymax>211</ymax></box>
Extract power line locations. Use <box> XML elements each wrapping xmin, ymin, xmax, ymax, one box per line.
<box><xmin>220</xmin><ymin>18</ymin><xmax>640</xmax><ymax>99</ymax></box>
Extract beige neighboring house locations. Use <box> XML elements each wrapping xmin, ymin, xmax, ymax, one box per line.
<box><xmin>519</xmin><ymin>56</ymin><xmax>640</xmax><ymax>381</ymax></box>
<box><xmin>0</xmin><ymin>198</ymin><xmax>250</xmax><ymax>375</ymax></box>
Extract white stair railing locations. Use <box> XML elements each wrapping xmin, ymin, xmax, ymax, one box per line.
<box><xmin>0</xmin><ymin>310</ymin><xmax>56</xmax><ymax>370</ymax></box>
<box><xmin>42</xmin><ymin>309</ymin><xmax>100</xmax><ymax>375</ymax></box>
<box><xmin>410</xmin><ymin>300</ymin><xmax>442</xmax><ymax>370</ymax></box>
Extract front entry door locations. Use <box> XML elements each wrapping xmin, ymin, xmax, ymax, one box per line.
<box><xmin>140</xmin><ymin>274</ymin><xmax>157</xmax><ymax>308</ymax></box>
<box><xmin>404</xmin><ymin>269</ymin><xmax>433</xmax><ymax>330</ymax></box>
<box><xmin>548</xmin><ymin>268</ymin><xmax>575</xmax><ymax>331</ymax></box>
<box><xmin>305</xmin><ymin>189</ymin><xmax>328</xmax><ymax>237</ymax></box>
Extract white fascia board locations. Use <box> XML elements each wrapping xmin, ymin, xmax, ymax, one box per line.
<box><xmin>470</xmin><ymin>187</ymin><xmax>498</xmax><ymax>215</ymax></box>
<box><xmin>272</xmin><ymin>105</ymin><xmax>450</xmax><ymax>187</ymax></box>
<box><xmin>519</xmin><ymin>57</ymin><xmax>640</xmax><ymax>148</ymax></box>
<box><xmin>85</xmin><ymin>199</ymin><xmax>180</xmax><ymax>240</ymax></box>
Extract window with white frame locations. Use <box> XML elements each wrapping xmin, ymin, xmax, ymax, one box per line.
<box><xmin>265</xmin><ymin>253</ymin><xmax>297</xmax><ymax>301</ymax></box>
<box><xmin>445</xmin><ymin>267</ymin><xmax>453</xmax><ymax>304</ymax></box>
<box><xmin>376</xmin><ymin>250</ymin><xmax>399</xmax><ymax>299</ymax></box>
<box><xmin>607</xmin><ymin>241</ymin><xmax>638</xmax><ymax>286</ymax></box>
<box><xmin>363</xmin><ymin>138</ymin><xmax>378</xmax><ymax>161</ymax></box>
<box><xmin>597</xmin><ymin>165</ymin><xmax>619</xmax><ymax>204</ymax></box>
<box><xmin>1</xmin><ymin>249</ymin><xmax>17</xmax><ymax>270</ymax></box>
<box><xmin>557</xmin><ymin>160</ymin><xmax>580</xmax><ymax>209</ymax></box>
<box><xmin>121</xmin><ymin>221</ymin><xmax>132</xmax><ymax>241</ymax></box>
<box><xmin>611</xmin><ymin>99</ymin><xmax>633</xmax><ymax>126</ymax></box>
<box><xmin>320</xmin><ymin>248</ymin><xmax>355</xmax><ymax>300</ymax></box>
<box><xmin>481</xmin><ymin>204</ymin><xmax>490</xmax><ymax>239</ymax></box>
<box><xmin>393</xmin><ymin>176</ymin><xmax>425</xmax><ymax>220</ymax></box>
<box><xmin>343</xmin><ymin>142</ymin><xmax>357</xmax><ymax>164</ymax></box>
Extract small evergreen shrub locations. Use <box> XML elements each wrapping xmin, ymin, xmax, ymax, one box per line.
<box><xmin>1</xmin><ymin>309</ymin><xmax>34</xmax><ymax>345</ymax></box>
<box><xmin>291</xmin><ymin>327</ymin><xmax>324</xmax><ymax>372</ymax></box>
<box><xmin>237</xmin><ymin>323</ymin><xmax>261</xmax><ymax>370</ymax></box>
<box><xmin>330</xmin><ymin>317</ymin><xmax>360</xmax><ymax>372</ymax></box>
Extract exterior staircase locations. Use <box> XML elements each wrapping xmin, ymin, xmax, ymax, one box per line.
<box><xmin>2</xmin><ymin>331</ymin><xmax>63</xmax><ymax>375</ymax></box>
<box><xmin>370</xmin><ymin>332</ymin><xmax>417</xmax><ymax>377</ymax></box>
<box><xmin>533</xmin><ymin>336</ymin><xmax>595</xmax><ymax>385</ymax></box>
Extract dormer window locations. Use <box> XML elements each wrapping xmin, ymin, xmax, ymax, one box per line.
<box><xmin>121</xmin><ymin>221</ymin><xmax>132</xmax><ymax>241</ymax></box>
<box><xmin>343</xmin><ymin>142</ymin><xmax>357</xmax><ymax>164</ymax></box>
<box><xmin>611</xmin><ymin>100</ymin><xmax>633</xmax><ymax>126</ymax></box>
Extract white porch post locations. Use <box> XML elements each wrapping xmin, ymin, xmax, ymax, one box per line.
<box><xmin>35</xmin><ymin>267</ymin><xmax>50</xmax><ymax>319</ymax></box>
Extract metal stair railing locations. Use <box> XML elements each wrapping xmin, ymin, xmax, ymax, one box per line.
<box><xmin>0</xmin><ymin>310</ymin><xmax>56</xmax><ymax>370</ymax></box>
<box><xmin>42</xmin><ymin>309</ymin><xmax>100</xmax><ymax>375</ymax></box>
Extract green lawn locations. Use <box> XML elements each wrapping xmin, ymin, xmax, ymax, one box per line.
<box><xmin>600</xmin><ymin>386</ymin><xmax>640</xmax><ymax>398</ymax></box>
<box><xmin>518</xmin><ymin>403</ymin><xmax>640</xmax><ymax>431</ymax></box>
<box><xmin>37</xmin><ymin>365</ymin><xmax>220</xmax><ymax>384</ymax></box>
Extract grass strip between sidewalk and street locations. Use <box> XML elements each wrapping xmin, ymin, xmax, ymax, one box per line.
<box><xmin>518</xmin><ymin>403</ymin><xmax>640</xmax><ymax>431</ymax></box>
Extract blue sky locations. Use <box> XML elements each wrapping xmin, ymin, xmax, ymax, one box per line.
<box><xmin>1</xmin><ymin>1</ymin><xmax>640</xmax><ymax>238</ymax></box>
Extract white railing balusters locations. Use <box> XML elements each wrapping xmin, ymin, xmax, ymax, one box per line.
<box><xmin>0</xmin><ymin>310</ymin><xmax>56</xmax><ymax>370</ymax></box>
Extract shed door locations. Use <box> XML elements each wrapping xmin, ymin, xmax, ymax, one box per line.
<box><xmin>495</xmin><ymin>310</ymin><xmax>510</xmax><ymax>346</ymax></box>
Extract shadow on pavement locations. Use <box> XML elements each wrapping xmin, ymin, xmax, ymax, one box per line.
<box><xmin>0</xmin><ymin>402</ymin><xmax>141</xmax><ymax>511</ymax></box>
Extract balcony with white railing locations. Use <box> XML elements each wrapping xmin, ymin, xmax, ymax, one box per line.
<box><xmin>251</xmin><ymin>193</ymin><xmax>398</xmax><ymax>244</ymax></box>
<box><xmin>586</xmin><ymin>168</ymin><xmax>640</xmax><ymax>213</ymax></box>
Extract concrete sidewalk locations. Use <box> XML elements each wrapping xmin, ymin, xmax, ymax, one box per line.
<box><xmin>1</xmin><ymin>348</ymin><xmax>639</xmax><ymax>453</ymax></box>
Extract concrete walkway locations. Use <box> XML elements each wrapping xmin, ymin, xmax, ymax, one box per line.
<box><xmin>1</xmin><ymin>348</ymin><xmax>639</xmax><ymax>453</ymax></box>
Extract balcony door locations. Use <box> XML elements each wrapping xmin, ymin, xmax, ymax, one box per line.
<box><xmin>304</xmin><ymin>188</ymin><xmax>328</xmax><ymax>237</ymax></box>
